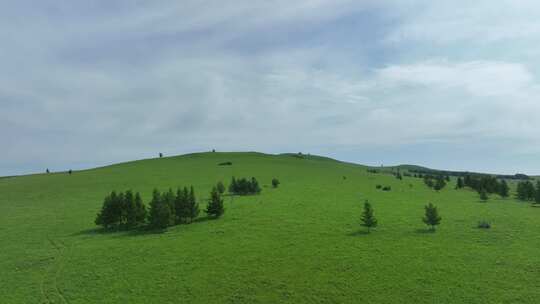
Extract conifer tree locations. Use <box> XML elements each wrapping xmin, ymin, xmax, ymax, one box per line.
<box><xmin>216</xmin><ymin>181</ymin><xmax>225</xmax><ymax>194</ymax></box>
<box><xmin>423</xmin><ymin>203</ymin><xmax>442</xmax><ymax>231</ymax></box>
<box><xmin>149</xmin><ymin>189</ymin><xmax>174</xmax><ymax>229</ymax></box>
<box><xmin>535</xmin><ymin>181</ymin><xmax>540</xmax><ymax>204</ymax></box>
<box><xmin>205</xmin><ymin>187</ymin><xmax>224</xmax><ymax>218</ymax></box>
<box><xmin>124</xmin><ymin>190</ymin><xmax>137</xmax><ymax>228</ymax></box>
<box><xmin>134</xmin><ymin>192</ymin><xmax>147</xmax><ymax>225</ymax></box>
<box><xmin>272</xmin><ymin>178</ymin><xmax>280</xmax><ymax>188</ymax></box>
<box><xmin>456</xmin><ymin>177</ymin><xmax>464</xmax><ymax>189</ymax></box>
<box><xmin>174</xmin><ymin>187</ymin><xmax>188</xmax><ymax>224</ymax></box>
<box><xmin>360</xmin><ymin>200</ymin><xmax>378</xmax><ymax>233</ymax></box>
<box><xmin>186</xmin><ymin>186</ymin><xmax>200</xmax><ymax>223</ymax></box>
<box><xmin>498</xmin><ymin>180</ymin><xmax>509</xmax><ymax>198</ymax></box>
<box><xmin>479</xmin><ymin>188</ymin><xmax>488</xmax><ymax>201</ymax></box>
<box><xmin>229</xmin><ymin>177</ymin><xmax>237</xmax><ymax>193</ymax></box>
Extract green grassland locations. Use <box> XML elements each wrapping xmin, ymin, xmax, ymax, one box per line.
<box><xmin>1</xmin><ymin>152</ymin><xmax>539</xmax><ymax>303</ymax></box>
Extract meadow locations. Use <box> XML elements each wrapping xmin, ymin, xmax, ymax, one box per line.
<box><xmin>1</xmin><ymin>152</ymin><xmax>539</xmax><ymax>303</ymax></box>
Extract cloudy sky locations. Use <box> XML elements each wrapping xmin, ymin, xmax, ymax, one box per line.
<box><xmin>2</xmin><ymin>1</ymin><xmax>540</xmax><ymax>176</ymax></box>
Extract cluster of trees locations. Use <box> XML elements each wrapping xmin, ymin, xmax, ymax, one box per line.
<box><xmin>456</xmin><ymin>174</ymin><xmax>509</xmax><ymax>199</ymax></box>
<box><xmin>423</xmin><ymin>175</ymin><xmax>447</xmax><ymax>191</ymax></box>
<box><xmin>95</xmin><ymin>184</ymin><xmax>225</xmax><ymax>230</ymax></box>
<box><xmin>516</xmin><ymin>180</ymin><xmax>540</xmax><ymax>203</ymax></box>
<box><xmin>95</xmin><ymin>191</ymin><xmax>148</xmax><ymax>229</ymax></box>
<box><xmin>360</xmin><ymin>201</ymin><xmax>441</xmax><ymax>233</ymax></box>
<box><xmin>229</xmin><ymin>177</ymin><xmax>261</xmax><ymax>195</ymax></box>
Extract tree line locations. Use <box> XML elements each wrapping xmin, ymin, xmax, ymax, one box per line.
<box><xmin>516</xmin><ymin>180</ymin><xmax>540</xmax><ymax>203</ymax></box>
<box><xmin>95</xmin><ymin>176</ymin><xmax>275</xmax><ymax>230</ymax></box>
<box><xmin>455</xmin><ymin>174</ymin><xmax>509</xmax><ymax>199</ymax></box>
<box><xmin>95</xmin><ymin>185</ymin><xmax>224</xmax><ymax>230</ymax></box>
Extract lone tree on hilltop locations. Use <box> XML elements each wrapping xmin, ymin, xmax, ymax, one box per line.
<box><xmin>423</xmin><ymin>203</ymin><xmax>442</xmax><ymax>231</ymax></box>
<box><xmin>205</xmin><ymin>187</ymin><xmax>224</xmax><ymax>218</ymax></box>
<box><xmin>360</xmin><ymin>200</ymin><xmax>378</xmax><ymax>233</ymax></box>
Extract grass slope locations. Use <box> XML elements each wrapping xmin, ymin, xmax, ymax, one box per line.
<box><xmin>1</xmin><ymin>152</ymin><xmax>539</xmax><ymax>303</ymax></box>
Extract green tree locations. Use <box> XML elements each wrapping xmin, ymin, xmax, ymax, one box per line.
<box><xmin>149</xmin><ymin>189</ymin><xmax>174</xmax><ymax>229</ymax></box>
<box><xmin>535</xmin><ymin>181</ymin><xmax>540</xmax><ymax>204</ymax></box>
<box><xmin>205</xmin><ymin>187</ymin><xmax>224</xmax><ymax>218</ymax></box>
<box><xmin>216</xmin><ymin>181</ymin><xmax>225</xmax><ymax>194</ymax></box>
<box><xmin>456</xmin><ymin>177</ymin><xmax>464</xmax><ymax>189</ymax></box>
<box><xmin>434</xmin><ymin>177</ymin><xmax>446</xmax><ymax>191</ymax></box>
<box><xmin>498</xmin><ymin>180</ymin><xmax>509</xmax><ymax>198</ymax></box>
<box><xmin>360</xmin><ymin>200</ymin><xmax>378</xmax><ymax>233</ymax></box>
<box><xmin>272</xmin><ymin>178</ymin><xmax>280</xmax><ymax>188</ymax></box>
<box><xmin>134</xmin><ymin>192</ymin><xmax>147</xmax><ymax>225</ymax></box>
<box><xmin>479</xmin><ymin>188</ymin><xmax>488</xmax><ymax>201</ymax></box>
<box><xmin>174</xmin><ymin>187</ymin><xmax>188</xmax><ymax>224</ymax></box>
<box><xmin>124</xmin><ymin>190</ymin><xmax>137</xmax><ymax>228</ymax></box>
<box><xmin>422</xmin><ymin>203</ymin><xmax>442</xmax><ymax>231</ymax></box>
<box><xmin>186</xmin><ymin>186</ymin><xmax>200</xmax><ymax>223</ymax></box>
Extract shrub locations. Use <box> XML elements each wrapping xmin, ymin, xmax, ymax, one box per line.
<box><xmin>272</xmin><ymin>178</ymin><xmax>280</xmax><ymax>188</ymax></box>
<box><xmin>477</xmin><ymin>220</ymin><xmax>491</xmax><ymax>229</ymax></box>
<box><xmin>376</xmin><ymin>185</ymin><xmax>382</xmax><ymax>189</ymax></box>
<box><xmin>218</xmin><ymin>161</ymin><xmax>232</xmax><ymax>166</ymax></box>
<box><xmin>382</xmin><ymin>186</ymin><xmax>391</xmax><ymax>191</ymax></box>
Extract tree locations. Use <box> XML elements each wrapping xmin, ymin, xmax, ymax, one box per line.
<box><xmin>159</xmin><ymin>153</ymin><xmax>163</xmax><ymax>158</ymax></box>
<box><xmin>205</xmin><ymin>187</ymin><xmax>224</xmax><ymax>218</ymax></box>
<box><xmin>46</xmin><ymin>168</ymin><xmax>50</xmax><ymax>174</ymax></box>
<box><xmin>148</xmin><ymin>189</ymin><xmax>174</xmax><ymax>229</ymax></box>
<box><xmin>134</xmin><ymin>192</ymin><xmax>147</xmax><ymax>225</ymax></box>
<box><xmin>228</xmin><ymin>177</ymin><xmax>237</xmax><ymax>193</ymax></box>
<box><xmin>434</xmin><ymin>177</ymin><xmax>446</xmax><ymax>191</ymax></box>
<box><xmin>124</xmin><ymin>190</ymin><xmax>137</xmax><ymax>228</ymax></box>
<box><xmin>186</xmin><ymin>186</ymin><xmax>200</xmax><ymax>223</ymax></box>
<box><xmin>479</xmin><ymin>188</ymin><xmax>488</xmax><ymax>201</ymax></box>
<box><xmin>174</xmin><ymin>187</ymin><xmax>188</xmax><ymax>224</ymax></box>
<box><xmin>498</xmin><ymin>180</ymin><xmax>509</xmax><ymax>198</ymax></box>
<box><xmin>360</xmin><ymin>200</ymin><xmax>378</xmax><ymax>233</ymax></box>
<box><xmin>456</xmin><ymin>177</ymin><xmax>464</xmax><ymax>189</ymax></box>
<box><xmin>422</xmin><ymin>203</ymin><xmax>441</xmax><ymax>231</ymax></box>
<box><xmin>216</xmin><ymin>181</ymin><xmax>225</xmax><ymax>194</ymax></box>
<box><xmin>95</xmin><ymin>191</ymin><xmax>123</xmax><ymax>229</ymax></box>
<box><xmin>535</xmin><ymin>181</ymin><xmax>540</xmax><ymax>204</ymax></box>
<box><xmin>272</xmin><ymin>178</ymin><xmax>280</xmax><ymax>188</ymax></box>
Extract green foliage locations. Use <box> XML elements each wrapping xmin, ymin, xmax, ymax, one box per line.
<box><xmin>271</xmin><ymin>178</ymin><xmax>280</xmax><ymax>188</ymax></box>
<box><xmin>95</xmin><ymin>190</ymin><xmax>147</xmax><ymax>229</ymax></box>
<box><xmin>477</xmin><ymin>220</ymin><xmax>491</xmax><ymax>229</ymax></box>
<box><xmin>535</xmin><ymin>181</ymin><xmax>540</xmax><ymax>204</ymax></box>
<box><xmin>516</xmin><ymin>181</ymin><xmax>535</xmax><ymax>201</ymax></box>
<box><xmin>360</xmin><ymin>200</ymin><xmax>378</xmax><ymax>233</ymax></box>
<box><xmin>498</xmin><ymin>180</ymin><xmax>509</xmax><ymax>198</ymax></box>
<box><xmin>205</xmin><ymin>187</ymin><xmax>224</xmax><ymax>218</ymax></box>
<box><xmin>148</xmin><ymin>189</ymin><xmax>175</xmax><ymax>229</ymax></box>
<box><xmin>479</xmin><ymin>188</ymin><xmax>489</xmax><ymax>201</ymax></box>
<box><xmin>216</xmin><ymin>181</ymin><xmax>225</xmax><ymax>194</ymax></box>
<box><xmin>456</xmin><ymin>177</ymin><xmax>464</xmax><ymax>189</ymax></box>
<box><xmin>228</xmin><ymin>176</ymin><xmax>261</xmax><ymax>195</ymax></box>
<box><xmin>422</xmin><ymin>203</ymin><xmax>442</xmax><ymax>230</ymax></box>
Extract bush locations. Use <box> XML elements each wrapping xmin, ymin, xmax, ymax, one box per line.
<box><xmin>382</xmin><ymin>186</ymin><xmax>391</xmax><ymax>191</ymax></box>
<box><xmin>216</xmin><ymin>181</ymin><xmax>225</xmax><ymax>194</ymax></box>
<box><xmin>271</xmin><ymin>178</ymin><xmax>280</xmax><ymax>188</ymax></box>
<box><xmin>477</xmin><ymin>220</ymin><xmax>491</xmax><ymax>229</ymax></box>
<box><xmin>375</xmin><ymin>185</ymin><xmax>382</xmax><ymax>189</ymax></box>
<box><xmin>218</xmin><ymin>161</ymin><xmax>232</xmax><ymax>166</ymax></box>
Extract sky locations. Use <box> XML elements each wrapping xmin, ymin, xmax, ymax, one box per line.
<box><xmin>1</xmin><ymin>0</ymin><xmax>540</xmax><ymax>176</ymax></box>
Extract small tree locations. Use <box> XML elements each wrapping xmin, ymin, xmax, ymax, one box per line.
<box><xmin>134</xmin><ymin>192</ymin><xmax>147</xmax><ymax>225</ymax></box>
<box><xmin>174</xmin><ymin>187</ymin><xmax>188</xmax><ymax>224</ymax></box>
<box><xmin>360</xmin><ymin>200</ymin><xmax>378</xmax><ymax>233</ymax></box>
<box><xmin>456</xmin><ymin>177</ymin><xmax>464</xmax><ymax>189</ymax></box>
<box><xmin>535</xmin><ymin>181</ymin><xmax>540</xmax><ymax>204</ymax></box>
<box><xmin>272</xmin><ymin>178</ymin><xmax>280</xmax><ymax>188</ymax></box>
<box><xmin>186</xmin><ymin>186</ymin><xmax>200</xmax><ymax>223</ymax></box>
<box><xmin>216</xmin><ymin>181</ymin><xmax>225</xmax><ymax>194</ymax></box>
<box><xmin>422</xmin><ymin>203</ymin><xmax>441</xmax><ymax>231</ymax></box>
<box><xmin>498</xmin><ymin>180</ymin><xmax>509</xmax><ymax>198</ymax></box>
<box><xmin>148</xmin><ymin>189</ymin><xmax>174</xmax><ymax>229</ymax></box>
<box><xmin>205</xmin><ymin>187</ymin><xmax>224</xmax><ymax>218</ymax></box>
<box><xmin>479</xmin><ymin>188</ymin><xmax>488</xmax><ymax>201</ymax></box>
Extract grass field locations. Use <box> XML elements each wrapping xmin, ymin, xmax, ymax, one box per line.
<box><xmin>1</xmin><ymin>152</ymin><xmax>539</xmax><ymax>303</ymax></box>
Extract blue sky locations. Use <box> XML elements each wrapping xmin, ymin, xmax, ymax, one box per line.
<box><xmin>2</xmin><ymin>1</ymin><xmax>540</xmax><ymax>175</ymax></box>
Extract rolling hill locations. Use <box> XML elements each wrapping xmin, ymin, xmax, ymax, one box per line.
<box><xmin>1</xmin><ymin>152</ymin><xmax>539</xmax><ymax>303</ymax></box>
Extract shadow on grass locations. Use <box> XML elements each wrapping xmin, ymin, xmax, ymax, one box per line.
<box><xmin>414</xmin><ymin>228</ymin><xmax>436</xmax><ymax>234</ymax></box>
<box><xmin>73</xmin><ymin>216</ymin><xmax>219</xmax><ymax>238</ymax></box>
<box><xmin>347</xmin><ymin>230</ymin><xmax>372</xmax><ymax>236</ymax></box>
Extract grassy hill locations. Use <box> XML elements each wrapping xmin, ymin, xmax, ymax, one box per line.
<box><xmin>1</xmin><ymin>152</ymin><xmax>539</xmax><ymax>303</ymax></box>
